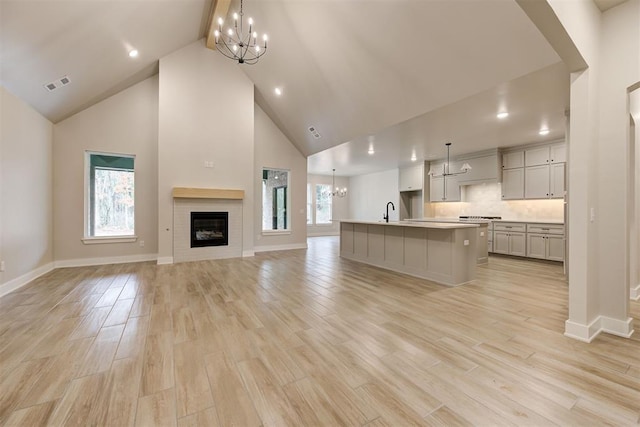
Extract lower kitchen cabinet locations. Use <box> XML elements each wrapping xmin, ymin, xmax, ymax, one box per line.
<box><xmin>527</xmin><ymin>233</ymin><xmax>565</xmax><ymax>261</ymax></box>
<box><xmin>491</xmin><ymin>222</ymin><xmax>564</xmax><ymax>261</ymax></box>
<box><xmin>493</xmin><ymin>231</ymin><xmax>526</xmax><ymax>257</ymax></box>
<box><xmin>526</xmin><ymin>223</ymin><xmax>565</xmax><ymax>261</ymax></box>
<box><xmin>547</xmin><ymin>235</ymin><xmax>565</xmax><ymax>261</ymax></box>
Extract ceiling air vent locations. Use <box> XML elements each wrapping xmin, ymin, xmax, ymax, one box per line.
<box><xmin>43</xmin><ymin>75</ymin><xmax>71</xmax><ymax>92</ymax></box>
<box><xmin>308</xmin><ymin>126</ymin><xmax>321</xmax><ymax>139</ymax></box>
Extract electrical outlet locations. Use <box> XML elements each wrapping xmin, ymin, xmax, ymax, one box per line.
<box><xmin>0</xmin><ymin>261</ymin><xmax>5</xmax><ymax>272</ymax></box>
<box><xmin>139</xmin><ymin>240</ymin><xmax>145</xmax><ymax>247</ymax></box>
<box><xmin>204</xmin><ymin>161</ymin><xmax>214</xmax><ymax>168</ymax></box>
<box><xmin>464</xmin><ymin>240</ymin><xmax>470</xmax><ymax>246</ymax></box>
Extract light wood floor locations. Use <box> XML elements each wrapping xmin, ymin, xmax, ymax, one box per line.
<box><xmin>1</xmin><ymin>236</ymin><xmax>639</xmax><ymax>426</ymax></box>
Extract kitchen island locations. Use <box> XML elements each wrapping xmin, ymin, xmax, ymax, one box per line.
<box><xmin>406</xmin><ymin>218</ymin><xmax>489</xmax><ymax>264</ymax></box>
<box><xmin>340</xmin><ymin>220</ymin><xmax>478</xmax><ymax>286</ymax></box>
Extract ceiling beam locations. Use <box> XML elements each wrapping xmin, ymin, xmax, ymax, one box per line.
<box><xmin>205</xmin><ymin>0</ymin><xmax>231</xmax><ymax>50</ymax></box>
<box><xmin>516</xmin><ymin>0</ymin><xmax>587</xmax><ymax>72</ymax></box>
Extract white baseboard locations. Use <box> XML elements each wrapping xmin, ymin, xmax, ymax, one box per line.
<box><xmin>56</xmin><ymin>253</ymin><xmax>158</xmax><ymax>268</ymax></box>
<box><xmin>242</xmin><ymin>250</ymin><xmax>255</xmax><ymax>258</ymax></box>
<box><xmin>0</xmin><ymin>262</ymin><xmax>55</xmax><ymax>298</ymax></box>
<box><xmin>307</xmin><ymin>231</ymin><xmax>340</xmax><ymax>237</ymax></box>
<box><xmin>565</xmin><ymin>316</ymin><xmax>634</xmax><ymax>343</ymax></box>
<box><xmin>253</xmin><ymin>243</ymin><xmax>308</xmax><ymax>253</ymax></box>
<box><xmin>156</xmin><ymin>256</ymin><xmax>174</xmax><ymax>265</ymax></box>
<box><xmin>631</xmin><ymin>284</ymin><xmax>640</xmax><ymax>301</ymax></box>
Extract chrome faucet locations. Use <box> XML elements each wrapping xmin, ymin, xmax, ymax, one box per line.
<box><xmin>383</xmin><ymin>201</ymin><xmax>395</xmax><ymax>223</ymax></box>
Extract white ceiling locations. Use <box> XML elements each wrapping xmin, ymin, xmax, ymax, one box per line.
<box><xmin>593</xmin><ymin>0</ymin><xmax>629</xmax><ymax>11</ymax></box>
<box><xmin>243</xmin><ymin>1</ymin><xmax>561</xmax><ymax>149</ymax></box>
<box><xmin>2</xmin><ymin>0</ymin><xmax>576</xmax><ymax>178</ymax></box>
<box><xmin>0</xmin><ymin>0</ymin><xmax>212</xmax><ymax>123</ymax></box>
<box><xmin>308</xmin><ymin>61</ymin><xmax>569</xmax><ymax>176</ymax></box>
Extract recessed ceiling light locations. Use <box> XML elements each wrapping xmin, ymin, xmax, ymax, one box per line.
<box><xmin>539</xmin><ymin>128</ymin><xmax>550</xmax><ymax>136</ymax></box>
<box><xmin>274</xmin><ymin>87</ymin><xmax>282</xmax><ymax>96</ymax></box>
<box><xmin>497</xmin><ymin>111</ymin><xmax>509</xmax><ymax>119</ymax></box>
<box><xmin>128</xmin><ymin>49</ymin><xmax>139</xmax><ymax>58</ymax></box>
<box><xmin>368</xmin><ymin>148</ymin><xmax>375</xmax><ymax>155</ymax></box>
<box><xmin>411</xmin><ymin>153</ymin><xmax>417</xmax><ymax>162</ymax></box>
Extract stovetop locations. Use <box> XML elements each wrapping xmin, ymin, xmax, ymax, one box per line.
<box><xmin>459</xmin><ymin>216</ymin><xmax>502</xmax><ymax>220</ymax></box>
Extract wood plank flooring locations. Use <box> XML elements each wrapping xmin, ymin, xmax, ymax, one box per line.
<box><xmin>1</xmin><ymin>236</ymin><xmax>639</xmax><ymax>426</ymax></box>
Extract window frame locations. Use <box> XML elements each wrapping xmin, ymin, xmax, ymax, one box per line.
<box><xmin>314</xmin><ymin>183</ymin><xmax>333</xmax><ymax>225</ymax></box>
<box><xmin>261</xmin><ymin>167</ymin><xmax>292</xmax><ymax>235</ymax></box>
<box><xmin>82</xmin><ymin>150</ymin><xmax>138</xmax><ymax>244</ymax></box>
<box><xmin>306</xmin><ymin>183</ymin><xmax>312</xmax><ymax>225</ymax></box>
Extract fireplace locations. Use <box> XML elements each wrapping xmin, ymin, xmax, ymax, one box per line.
<box><xmin>191</xmin><ymin>212</ymin><xmax>228</xmax><ymax>248</ymax></box>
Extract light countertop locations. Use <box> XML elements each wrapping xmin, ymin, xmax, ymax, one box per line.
<box><xmin>493</xmin><ymin>219</ymin><xmax>564</xmax><ymax>225</ymax></box>
<box><xmin>407</xmin><ymin>218</ymin><xmax>564</xmax><ymax>225</ymax></box>
<box><xmin>340</xmin><ymin>220</ymin><xmax>479</xmax><ymax>229</ymax></box>
<box><xmin>407</xmin><ymin>218</ymin><xmax>491</xmax><ymax>225</ymax></box>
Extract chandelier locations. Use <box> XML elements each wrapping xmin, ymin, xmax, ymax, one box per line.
<box><xmin>331</xmin><ymin>169</ymin><xmax>347</xmax><ymax>198</ymax></box>
<box><xmin>427</xmin><ymin>143</ymin><xmax>472</xmax><ymax>177</ymax></box>
<box><xmin>214</xmin><ymin>0</ymin><xmax>268</xmax><ymax>64</ymax></box>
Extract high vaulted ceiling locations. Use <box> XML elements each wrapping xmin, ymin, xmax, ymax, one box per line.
<box><xmin>0</xmin><ymin>0</ymin><xmax>212</xmax><ymax>123</ymax></box>
<box><xmin>1</xmin><ymin>0</ymin><xmax>575</xmax><ymax>177</ymax></box>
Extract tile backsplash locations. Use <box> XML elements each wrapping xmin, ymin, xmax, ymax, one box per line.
<box><xmin>430</xmin><ymin>182</ymin><xmax>565</xmax><ymax>222</ymax></box>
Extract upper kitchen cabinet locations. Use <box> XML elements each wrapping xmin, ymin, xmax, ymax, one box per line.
<box><xmin>502</xmin><ymin>151</ymin><xmax>525</xmax><ymax>169</ymax></box>
<box><xmin>399</xmin><ymin>164</ymin><xmax>424</xmax><ymax>192</ymax></box>
<box><xmin>501</xmin><ymin>149</ymin><xmax>525</xmax><ymax>199</ymax></box>
<box><xmin>524</xmin><ymin>142</ymin><xmax>566</xmax><ymax>199</ymax></box>
<box><xmin>524</xmin><ymin>165</ymin><xmax>550</xmax><ymax>198</ymax></box>
<box><xmin>501</xmin><ymin>141</ymin><xmax>566</xmax><ymax>200</ymax></box>
<box><xmin>502</xmin><ymin>168</ymin><xmax>525</xmax><ymax>199</ymax></box>
<box><xmin>525</xmin><ymin>142</ymin><xmax>566</xmax><ymax>166</ymax></box>
<box><xmin>456</xmin><ymin>150</ymin><xmax>501</xmax><ymax>185</ymax></box>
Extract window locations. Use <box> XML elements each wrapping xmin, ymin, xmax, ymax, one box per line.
<box><xmin>306</xmin><ymin>184</ymin><xmax>312</xmax><ymax>225</ymax></box>
<box><xmin>262</xmin><ymin>168</ymin><xmax>290</xmax><ymax>232</ymax></box>
<box><xmin>85</xmin><ymin>152</ymin><xmax>135</xmax><ymax>239</ymax></box>
<box><xmin>315</xmin><ymin>184</ymin><xmax>332</xmax><ymax>224</ymax></box>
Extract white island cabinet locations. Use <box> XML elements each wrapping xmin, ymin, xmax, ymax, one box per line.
<box><xmin>340</xmin><ymin>220</ymin><xmax>478</xmax><ymax>286</ymax></box>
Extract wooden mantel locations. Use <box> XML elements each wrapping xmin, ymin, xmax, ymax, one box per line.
<box><xmin>172</xmin><ymin>187</ymin><xmax>244</xmax><ymax>200</ymax></box>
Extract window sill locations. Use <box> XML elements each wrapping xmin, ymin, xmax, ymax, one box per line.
<box><xmin>262</xmin><ymin>230</ymin><xmax>291</xmax><ymax>236</ymax></box>
<box><xmin>82</xmin><ymin>236</ymin><xmax>138</xmax><ymax>245</ymax></box>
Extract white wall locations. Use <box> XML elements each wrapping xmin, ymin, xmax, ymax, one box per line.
<box><xmin>254</xmin><ymin>104</ymin><xmax>307</xmax><ymax>250</ymax></box>
<box><xmin>0</xmin><ymin>86</ymin><xmax>53</xmax><ymax>293</ymax></box>
<box><xmin>348</xmin><ymin>169</ymin><xmax>399</xmax><ymax>222</ymax></box>
<box><xmin>158</xmin><ymin>39</ymin><xmax>254</xmax><ymax>261</ymax></box>
<box><xmin>541</xmin><ymin>0</ymin><xmax>640</xmax><ymax>340</ymax></box>
<box><xmin>307</xmin><ymin>174</ymin><xmax>349</xmax><ymax>236</ymax></box>
<box><xmin>631</xmin><ymin>95</ymin><xmax>640</xmax><ymax>300</ymax></box>
<box><xmin>52</xmin><ymin>76</ymin><xmax>159</xmax><ymax>264</ymax></box>
<box><xmin>432</xmin><ymin>182</ymin><xmax>565</xmax><ymax>221</ymax></box>
<box><xmin>596</xmin><ymin>0</ymin><xmax>639</xmax><ymax>321</ymax></box>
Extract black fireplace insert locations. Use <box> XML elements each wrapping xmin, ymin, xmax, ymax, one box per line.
<box><xmin>191</xmin><ymin>212</ymin><xmax>228</xmax><ymax>248</ymax></box>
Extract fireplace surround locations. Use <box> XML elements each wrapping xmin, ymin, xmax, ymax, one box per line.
<box><xmin>173</xmin><ymin>196</ymin><xmax>243</xmax><ymax>263</ymax></box>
